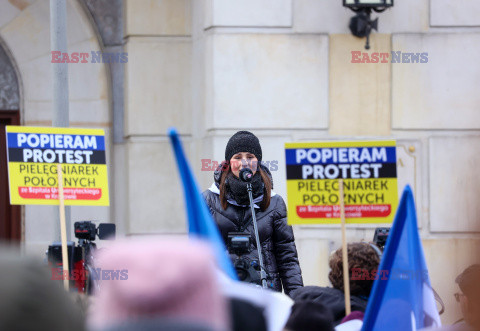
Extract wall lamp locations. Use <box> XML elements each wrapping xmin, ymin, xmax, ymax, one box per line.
<box><xmin>343</xmin><ymin>0</ymin><xmax>394</xmax><ymax>50</ymax></box>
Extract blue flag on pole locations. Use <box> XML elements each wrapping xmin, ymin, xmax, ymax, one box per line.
<box><xmin>168</xmin><ymin>128</ymin><xmax>238</xmax><ymax>280</ymax></box>
<box><xmin>361</xmin><ymin>185</ymin><xmax>441</xmax><ymax>331</ymax></box>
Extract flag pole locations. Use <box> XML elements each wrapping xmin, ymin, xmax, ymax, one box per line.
<box><xmin>57</xmin><ymin>164</ymin><xmax>69</xmax><ymax>291</ymax></box>
<box><xmin>339</xmin><ymin>179</ymin><xmax>351</xmax><ymax>315</ymax></box>
<box><xmin>168</xmin><ymin>128</ymin><xmax>238</xmax><ymax>280</ymax></box>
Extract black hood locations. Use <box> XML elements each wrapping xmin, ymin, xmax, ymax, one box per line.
<box><xmin>290</xmin><ymin>286</ymin><xmax>368</xmax><ymax>326</ymax></box>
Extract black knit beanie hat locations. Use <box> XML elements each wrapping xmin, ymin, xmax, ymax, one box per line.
<box><xmin>225</xmin><ymin>131</ymin><xmax>262</xmax><ymax>162</ymax></box>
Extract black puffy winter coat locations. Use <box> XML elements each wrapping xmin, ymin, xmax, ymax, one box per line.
<box><xmin>202</xmin><ymin>166</ymin><xmax>303</xmax><ymax>295</ymax></box>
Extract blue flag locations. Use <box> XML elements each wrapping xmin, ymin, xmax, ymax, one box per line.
<box><xmin>361</xmin><ymin>185</ymin><xmax>441</xmax><ymax>330</ymax></box>
<box><xmin>168</xmin><ymin>128</ymin><xmax>238</xmax><ymax>280</ymax></box>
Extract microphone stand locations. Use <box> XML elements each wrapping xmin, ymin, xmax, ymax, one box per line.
<box><xmin>246</xmin><ymin>182</ymin><xmax>268</xmax><ymax>289</ymax></box>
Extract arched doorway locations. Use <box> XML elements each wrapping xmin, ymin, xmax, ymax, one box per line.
<box><xmin>0</xmin><ymin>43</ymin><xmax>21</xmax><ymax>242</ymax></box>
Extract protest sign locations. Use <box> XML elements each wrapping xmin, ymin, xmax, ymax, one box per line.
<box><xmin>5</xmin><ymin>126</ymin><xmax>109</xmax><ymax>206</ymax></box>
<box><xmin>285</xmin><ymin>140</ymin><xmax>398</xmax><ymax>225</ymax></box>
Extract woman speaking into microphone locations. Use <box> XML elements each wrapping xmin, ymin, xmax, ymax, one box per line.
<box><xmin>202</xmin><ymin>131</ymin><xmax>303</xmax><ymax>295</ymax></box>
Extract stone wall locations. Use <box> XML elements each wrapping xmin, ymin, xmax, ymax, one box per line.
<box><xmin>122</xmin><ymin>0</ymin><xmax>192</xmax><ymax>234</ymax></box>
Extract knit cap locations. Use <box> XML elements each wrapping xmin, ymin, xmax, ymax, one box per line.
<box><xmin>88</xmin><ymin>238</ymin><xmax>228</xmax><ymax>331</ymax></box>
<box><xmin>225</xmin><ymin>131</ymin><xmax>262</xmax><ymax>162</ymax></box>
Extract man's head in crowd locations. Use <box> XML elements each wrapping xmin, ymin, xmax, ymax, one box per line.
<box><xmin>0</xmin><ymin>248</ymin><xmax>85</xmax><ymax>331</ymax></box>
<box><xmin>329</xmin><ymin>242</ymin><xmax>380</xmax><ymax>298</ymax></box>
<box><xmin>455</xmin><ymin>264</ymin><xmax>480</xmax><ymax>329</ymax></box>
<box><xmin>284</xmin><ymin>300</ymin><xmax>334</xmax><ymax>331</ymax></box>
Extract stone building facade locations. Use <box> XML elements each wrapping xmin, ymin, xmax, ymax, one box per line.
<box><xmin>0</xmin><ymin>0</ymin><xmax>478</xmax><ymax>324</ymax></box>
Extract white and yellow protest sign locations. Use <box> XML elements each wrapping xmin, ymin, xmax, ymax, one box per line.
<box><xmin>5</xmin><ymin>126</ymin><xmax>109</xmax><ymax>206</ymax></box>
<box><xmin>285</xmin><ymin>141</ymin><xmax>398</xmax><ymax>225</ymax></box>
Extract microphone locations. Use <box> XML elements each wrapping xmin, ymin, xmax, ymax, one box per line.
<box><xmin>239</xmin><ymin>167</ymin><xmax>268</xmax><ymax>289</ymax></box>
<box><xmin>239</xmin><ymin>168</ymin><xmax>253</xmax><ymax>182</ymax></box>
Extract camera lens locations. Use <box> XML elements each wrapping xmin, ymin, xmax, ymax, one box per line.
<box><xmin>234</xmin><ymin>259</ymin><xmax>249</xmax><ymax>281</ymax></box>
<box><xmin>251</xmin><ymin>260</ymin><xmax>260</xmax><ymax>271</ymax></box>
<box><xmin>236</xmin><ymin>269</ymin><xmax>248</xmax><ymax>281</ymax></box>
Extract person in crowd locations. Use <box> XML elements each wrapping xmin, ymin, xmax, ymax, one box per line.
<box><xmin>202</xmin><ymin>131</ymin><xmax>303</xmax><ymax>295</ymax></box>
<box><xmin>422</xmin><ymin>264</ymin><xmax>480</xmax><ymax>331</ymax></box>
<box><xmin>229</xmin><ymin>298</ymin><xmax>267</xmax><ymax>331</ymax></box>
<box><xmin>452</xmin><ymin>264</ymin><xmax>480</xmax><ymax>330</ymax></box>
<box><xmin>87</xmin><ymin>238</ymin><xmax>228</xmax><ymax>331</ymax></box>
<box><xmin>290</xmin><ymin>242</ymin><xmax>380</xmax><ymax>326</ymax></box>
<box><xmin>284</xmin><ymin>300</ymin><xmax>334</xmax><ymax>331</ymax></box>
<box><xmin>0</xmin><ymin>246</ymin><xmax>85</xmax><ymax>331</ymax></box>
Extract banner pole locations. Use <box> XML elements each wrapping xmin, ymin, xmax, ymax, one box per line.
<box><xmin>50</xmin><ymin>0</ymin><xmax>71</xmax><ymax>242</ymax></box>
<box><xmin>57</xmin><ymin>164</ymin><xmax>69</xmax><ymax>291</ymax></box>
<box><xmin>339</xmin><ymin>179</ymin><xmax>351</xmax><ymax>315</ymax></box>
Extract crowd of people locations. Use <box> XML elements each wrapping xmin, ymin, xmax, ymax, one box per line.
<box><xmin>0</xmin><ymin>239</ymin><xmax>478</xmax><ymax>331</ymax></box>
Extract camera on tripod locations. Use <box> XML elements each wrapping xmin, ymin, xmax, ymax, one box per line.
<box><xmin>46</xmin><ymin>221</ymin><xmax>115</xmax><ymax>294</ymax></box>
<box><xmin>75</xmin><ymin>221</ymin><xmax>114</xmax><ymax>241</ymax></box>
<box><xmin>227</xmin><ymin>232</ymin><xmax>263</xmax><ymax>285</ymax></box>
<box><xmin>74</xmin><ymin>221</ymin><xmax>115</xmax><ymax>253</ymax></box>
